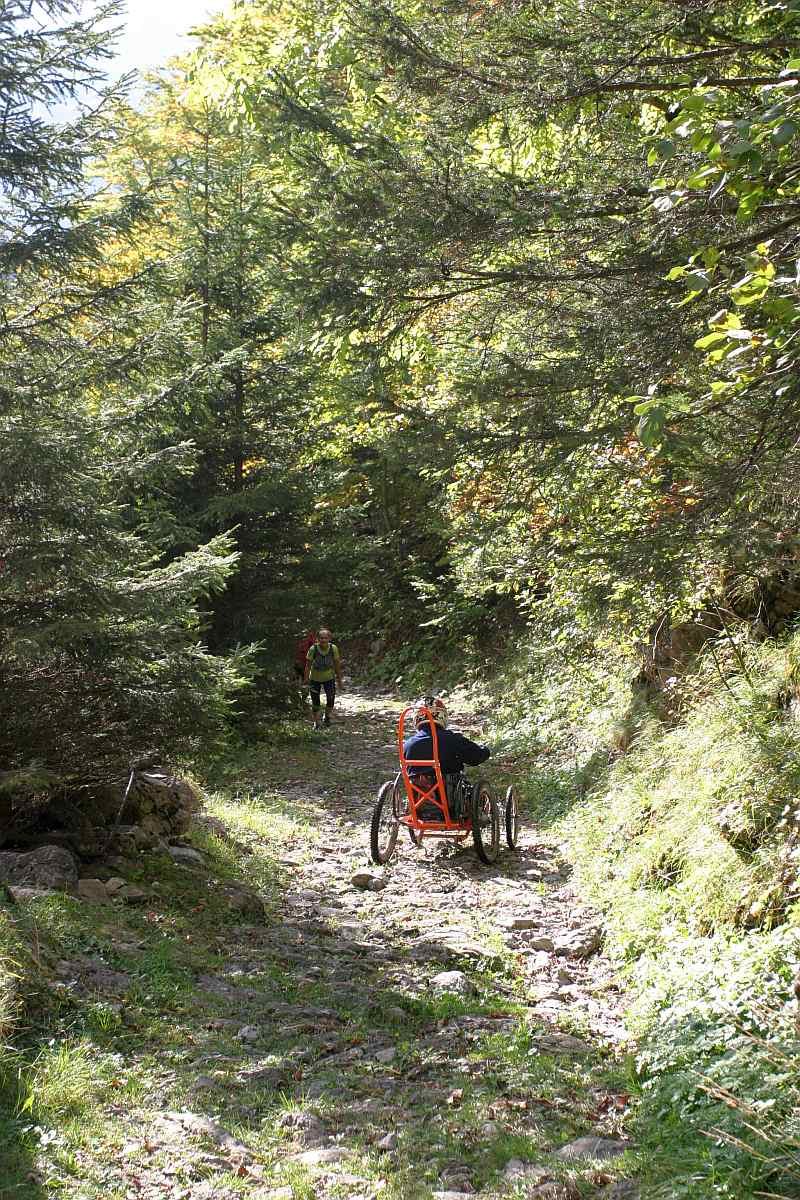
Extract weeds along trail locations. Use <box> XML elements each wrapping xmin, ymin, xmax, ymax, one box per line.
<box><xmin>0</xmin><ymin>689</ymin><xmax>637</xmax><ymax>1200</ymax></box>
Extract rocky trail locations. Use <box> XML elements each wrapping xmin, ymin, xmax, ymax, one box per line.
<box><xmin>2</xmin><ymin>691</ymin><xmax>639</xmax><ymax>1200</ymax></box>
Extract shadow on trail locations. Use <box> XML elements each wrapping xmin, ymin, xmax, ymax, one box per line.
<box><xmin>20</xmin><ymin>685</ymin><xmax>627</xmax><ymax>1197</ymax></box>
<box><xmin>0</xmin><ymin>1082</ymin><xmax>49</xmax><ymax>1200</ymax></box>
<box><xmin>165</xmin><ymin>691</ymin><xmax>626</xmax><ymax>1193</ymax></box>
<box><xmin>168</xmin><ymin>889</ymin><xmax>615</xmax><ymax>1197</ymax></box>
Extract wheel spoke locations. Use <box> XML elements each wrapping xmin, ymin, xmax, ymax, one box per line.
<box><xmin>370</xmin><ymin>779</ymin><xmax>400</xmax><ymax>863</ymax></box>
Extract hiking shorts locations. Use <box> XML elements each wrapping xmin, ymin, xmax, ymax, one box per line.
<box><xmin>309</xmin><ymin>679</ymin><xmax>335</xmax><ymax>711</ymax></box>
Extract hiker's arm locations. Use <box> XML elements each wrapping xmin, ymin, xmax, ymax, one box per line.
<box><xmin>452</xmin><ymin>731</ymin><xmax>491</xmax><ymax>766</ymax></box>
<box><xmin>304</xmin><ymin>649</ymin><xmax>312</xmax><ymax>684</ymax></box>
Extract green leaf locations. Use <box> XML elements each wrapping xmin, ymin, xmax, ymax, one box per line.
<box><xmin>773</xmin><ymin>120</ymin><xmax>799</xmax><ymax>146</ymax></box>
<box><xmin>694</xmin><ymin>331</ymin><xmax>729</xmax><ymax>350</ymax></box>
<box><xmin>684</xmin><ymin>270</ymin><xmax>712</xmax><ymax>291</ymax></box>
<box><xmin>737</xmin><ymin>189</ymin><xmax>764</xmax><ymax>222</ymax></box>
<box><xmin>732</xmin><ymin>277</ymin><xmax>770</xmax><ymax>306</ymax></box>
<box><xmin>686</xmin><ymin>167</ymin><xmax>718</xmax><ymax>189</ymax></box>
<box><xmin>636</xmin><ymin>405</ymin><xmax>666</xmax><ymax>448</ymax></box>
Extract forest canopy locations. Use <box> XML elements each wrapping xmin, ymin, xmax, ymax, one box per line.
<box><xmin>2</xmin><ymin>0</ymin><xmax>799</xmax><ymax>782</ymax></box>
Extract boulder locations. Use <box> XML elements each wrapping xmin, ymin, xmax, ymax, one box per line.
<box><xmin>0</xmin><ymin>845</ymin><xmax>78</xmax><ymax>893</ymax></box>
<box><xmin>107</xmin><ymin>824</ymin><xmax>159</xmax><ymax>855</ymax></box>
<box><xmin>125</xmin><ymin>770</ymin><xmax>199</xmax><ymax>836</ymax></box>
<box><xmin>5</xmin><ymin>885</ymin><xmax>59</xmax><ymax>904</ymax></box>
<box><xmin>77</xmin><ymin>878</ymin><xmax>110</xmax><ymax>904</ymax></box>
<box><xmin>116</xmin><ymin>884</ymin><xmax>147</xmax><ymax>904</ymax></box>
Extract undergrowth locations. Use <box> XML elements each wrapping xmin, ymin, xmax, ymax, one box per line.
<box><xmin>484</xmin><ymin>624</ymin><xmax>800</xmax><ymax>1198</ymax></box>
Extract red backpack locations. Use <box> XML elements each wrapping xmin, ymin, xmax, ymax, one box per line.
<box><xmin>295</xmin><ymin>631</ymin><xmax>316</xmax><ymax>665</ymax></box>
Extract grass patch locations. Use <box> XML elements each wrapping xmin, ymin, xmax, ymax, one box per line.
<box><xmin>485</xmin><ymin>628</ymin><xmax>800</xmax><ymax>1198</ymax></box>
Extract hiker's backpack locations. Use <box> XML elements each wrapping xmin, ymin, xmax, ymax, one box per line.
<box><xmin>310</xmin><ymin>643</ymin><xmax>336</xmax><ymax>673</ymax></box>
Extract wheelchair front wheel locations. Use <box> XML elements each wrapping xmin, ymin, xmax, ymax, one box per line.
<box><xmin>471</xmin><ymin>781</ymin><xmax>500</xmax><ymax>864</ymax></box>
<box><xmin>371</xmin><ymin>779</ymin><xmax>400</xmax><ymax>864</ymax></box>
<box><xmin>504</xmin><ymin>786</ymin><xmax>520</xmax><ymax>849</ymax></box>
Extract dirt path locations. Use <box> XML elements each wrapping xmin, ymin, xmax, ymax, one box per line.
<box><xmin>6</xmin><ymin>690</ymin><xmax>638</xmax><ymax>1200</ymax></box>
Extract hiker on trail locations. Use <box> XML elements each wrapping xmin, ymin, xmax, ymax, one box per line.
<box><xmin>404</xmin><ymin>696</ymin><xmax>490</xmax><ymax>819</ymax></box>
<box><xmin>294</xmin><ymin>630</ymin><xmax>316</xmax><ymax>682</ymax></box>
<box><xmin>304</xmin><ymin>628</ymin><xmax>343</xmax><ymax>730</ymax></box>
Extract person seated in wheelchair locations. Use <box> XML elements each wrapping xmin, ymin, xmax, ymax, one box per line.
<box><xmin>404</xmin><ymin>696</ymin><xmax>490</xmax><ymax>821</ymax></box>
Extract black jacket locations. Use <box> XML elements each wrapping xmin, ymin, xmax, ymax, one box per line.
<box><xmin>404</xmin><ymin>722</ymin><xmax>491</xmax><ymax>775</ymax></box>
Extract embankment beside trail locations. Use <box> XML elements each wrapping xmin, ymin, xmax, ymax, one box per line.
<box><xmin>483</xmin><ymin>630</ymin><xmax>800</xmax><ymax>1199</ymax></box>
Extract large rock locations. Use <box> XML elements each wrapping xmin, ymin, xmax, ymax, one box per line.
<box><xmin>77</xmin><ymin>878</ymin><xmax>110</xmax><ymax>904</ymax></box>
<box><xmin>123</xmin><ymin>769</ymin><xmax>199</xmax><ymax>837</ymax></box>
<box><xmin>0</xmin><ymin>845</ymin><xmax>78</xmax><ymax>893</ymax></box>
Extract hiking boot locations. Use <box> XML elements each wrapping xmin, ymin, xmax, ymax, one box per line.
<box><xmin>323</xmin><ymin>711</ymin><xmax>331</xmax><ymax>727</ymax></box>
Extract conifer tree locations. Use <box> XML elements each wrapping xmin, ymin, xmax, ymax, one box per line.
<box><xmin>0</xmin><ymin>1</ymin><xmax>246</xmax><ymax>795</ymax></box>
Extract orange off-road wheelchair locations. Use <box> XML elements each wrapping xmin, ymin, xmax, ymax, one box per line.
<box><xmin>370</xmin><ymin>702</ymin><xmax>520</xmax><ymax>865</ymax></box>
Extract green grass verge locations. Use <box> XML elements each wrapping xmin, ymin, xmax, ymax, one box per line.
<box><xmin>488</xmin><ymin>629</ymin><xmax>800</xmax><ymax>1198</ymax></box>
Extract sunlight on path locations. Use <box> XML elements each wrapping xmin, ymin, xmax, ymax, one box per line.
<box><xmin>4</xmin><ymin>691</ymin><xmax>637</xmax><ymax>1200</ymax></box>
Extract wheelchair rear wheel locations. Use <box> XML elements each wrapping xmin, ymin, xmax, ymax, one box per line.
<box><xmin>393</xmin><ymin>773</ymin><xmax>422</xmax><ymax>845</ymax></box>
<box><xmin>370</xmin><ymin>779</ymin><xmax>400</xmax><ymax>863</ymax></box>
<box><xmin>504</xmin><ymin>786</ymin><xmax>520</xmax><ymax>849</ymax></box>
<box><xmin>471</xmin><ymin>781</ymin><xmax>500</xmax><ymax>864</ymax></box>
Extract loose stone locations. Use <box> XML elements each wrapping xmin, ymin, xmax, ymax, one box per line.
<box><xmin>292</xmin><ymin>1146</ymin><xmax>348</xmax><ymax>1166</ymax></box>
<box><xmin>237</xmin><ymin>1024</ymin><xmax>260</xmax><ymax>1042</ymax></box>
<box><xmin>169</xmin><ymin>844</ymin><xmax>206</xmax><ymax>867</ymax></box>
<box><xmin>430</xmin><ymin>970</ymin><xmax>475</xmax><ymax>996</ymax></box>
<box><xmin>77</xmin><ymin>878</ymin><xmax>110</xmax><ymax>903</ymax></box>
<box><xmin>525</xmin><ymin>935</ymin><xmax>555</xmax><ymax>952</ymax></box>
<box><xmin>555</xmin><ymin>1136</ymin><xmax>630</xmax><ymax>1161</ymax></box>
